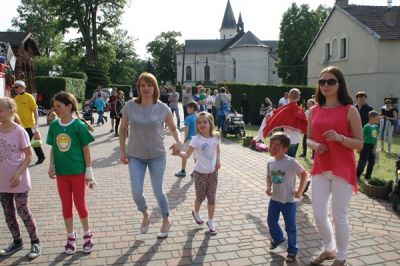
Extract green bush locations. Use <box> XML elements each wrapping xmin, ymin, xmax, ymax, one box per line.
<box><xmin>368</xmin><ymin>177</ymin><xmax>387</xmax><ymax>187</ymax></box>
<box><xmin>35</xmin><ymin>76</ymin><xmax>86</xmax><ymax>108</ymax></box>
<box><xmin>66</xmin><ymin>72</ymin><xmax>88</xmax><ymax>81</ymax></box>
<box><xmin>216</xmin><ymin>82</ymin><xmax>315</xmax><ymax>125</ymax></box>
<box><xmin>111</xmin><ymin>84</ymin><xmax>133</xmax><ymax>100</ymax></box>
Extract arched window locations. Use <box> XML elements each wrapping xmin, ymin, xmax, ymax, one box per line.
<box><xmin>186</xmin><ymin>66</ymin><xmax>192</xmax><ymax>81</ymax></box>
<box><xmin>204</xmin><ymin>65</ymin><xmax>210</xmax><ymax>81</ymax></box>
<box><xmin>233</xmin><ymin>59</ymin><xmax>236</xmax><ymax>80</ymax></box>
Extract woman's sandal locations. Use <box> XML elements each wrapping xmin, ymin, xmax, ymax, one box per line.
<box><xmin>310</xmin><ymin>250</ymin><xmax>336</xmax><ymax>265</ymax></box>
<box><xmin>286</xmin><ymin>253</ymin><xmax>297</xmax><ymax>263</ymax></box>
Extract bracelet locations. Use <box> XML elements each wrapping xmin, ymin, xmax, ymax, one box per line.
<box><xmin>339</xmin><ymin>134</ymin><xmax>345</xmax><ymax>143</ymax></box>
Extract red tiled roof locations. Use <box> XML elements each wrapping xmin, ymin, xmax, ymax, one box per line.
<box><xmin>342</xmin><ymin>5</ymin><xmax>400</xmax><ymax>39</ymax></box>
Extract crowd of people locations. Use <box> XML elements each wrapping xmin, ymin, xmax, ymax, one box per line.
<box><xmin>0</xmin><ymin>66</ymin><xmax>398</xmax><ymax>266</ymax></box>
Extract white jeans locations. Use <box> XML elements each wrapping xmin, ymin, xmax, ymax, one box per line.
<box><xmin>311</xmin><ymin>172</ymin><xmax>353</xmax><ymax>261</ymax></box>
<box><xmin>379</xmin><ymin>118</ymin><xmax>393</xmax><ymax>149</ymax></box>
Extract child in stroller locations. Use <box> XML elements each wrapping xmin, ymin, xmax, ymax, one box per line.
<box><xmin>224</xmin><ymin>110</ymin><xmax>246</xmax><ymax>137</ymax></box>
<box><xmin>82</xmin><ymin>100</ymin><xmax>94</xmax><ymax>124</ymax></box>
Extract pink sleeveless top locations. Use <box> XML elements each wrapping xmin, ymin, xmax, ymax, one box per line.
<box><xmin>310</xmin><ymin>104</ymin><xmax>357</xmax><ymax>191</ymax></box>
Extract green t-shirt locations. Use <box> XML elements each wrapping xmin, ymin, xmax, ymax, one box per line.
<box><xmin>363</xmin><ymin>123</ymin><xmax>379</xmax><ymax>145</ymax></box>
<box><xmin>46</xmin><ymin>119</ymin><xmax>95</xmax><ymax>175</ymax></box>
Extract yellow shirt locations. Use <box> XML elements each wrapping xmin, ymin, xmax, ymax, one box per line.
<box><xmin>14</xmin><ymin>92</ymin><xmax>38</xmax><ymax>128</ymax></box>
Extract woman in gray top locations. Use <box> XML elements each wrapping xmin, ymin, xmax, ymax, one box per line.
<box><xmin>119</xmin><ymin>72</ymin><xmax>182</xmax><ymax>239</ymax></box>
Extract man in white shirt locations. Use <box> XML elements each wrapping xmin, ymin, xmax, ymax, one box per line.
<box><xmin>278</xmin><ymin>91</ymin><xmax>289</xmax><ymax>107</ymax></box>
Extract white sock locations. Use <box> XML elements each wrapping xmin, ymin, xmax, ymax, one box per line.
<box><xmin>84</xmin><ymin>230</ymin><xmax>91</xmax><ymax>236</ymax></box>
<box><xmin>193</xmin><ymin>211</ymin><xmax>202</xmax><ymax>220</ymax></box>
<box><xmin>67</xmin><ymin>232</ymin><xmax>75</xmax><ymax>239</ymax></box>
<box><xmin>208</xmin><ymin>219</ymin><xmax>215</xmax><ymax>228</ymax></box>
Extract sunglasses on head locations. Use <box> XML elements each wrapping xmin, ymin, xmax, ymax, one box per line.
<box><xmin>318</xmin><ymin>79</ymin><xmax>338</xmax><ymax>86</ymax></box>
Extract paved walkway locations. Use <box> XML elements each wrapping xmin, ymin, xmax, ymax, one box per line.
<box><xmin>1</xmin><ymin>116</ymin><xmax>400</xmax><ymax>266</ymax></box>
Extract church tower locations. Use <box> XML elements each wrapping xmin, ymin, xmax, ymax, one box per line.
<box><xmin>219</xmin><ymin>0</ymin><xmax>237</xmax><ymax>39</ymax></box>
<box><xmin>237</xmin><ymin>12</ymin><xmax>244</xmax><ymax>34</ymax></box>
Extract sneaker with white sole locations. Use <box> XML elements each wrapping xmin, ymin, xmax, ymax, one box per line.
<box><xmin>0</xmin><ymin>240</ymin><xmax>23</xmax><ymax>256</ymax></box>
<box><xmin>83</xmin><ymin>233</ymin><xmax>94</xmax><ymax>253</ymax></box>
<box><xmin>27</xmin><ymin>242</ymin><xmax>41</xmax><ymax>259</ymax></box>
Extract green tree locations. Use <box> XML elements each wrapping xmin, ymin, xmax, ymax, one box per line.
<box><xmin>109</xmin><ymin>29</ymin><xmax>139</xmax><ymax>85</ymax></box>
<box><xmin>276</xmin><ymin>4</ymin><xmax>329</xmax><ymax>85</ymax></box>
<box><xmin>12</xmin><ymin>0</ymin><xmax>64</xmax><ymax>56</ymax></box>
<box><xmin>48</xmin><ymin>0</ymin><xmax>129</xmax><ymax>65</ymax></box>
<box><xmin>146</xmin><ymin>31</ymin><xmax>183</xmax><ymax>83</ymax></box>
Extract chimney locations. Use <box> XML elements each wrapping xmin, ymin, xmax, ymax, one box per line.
<box><xmin>335</xmin><ymin>0</ymin><xmax>348</xmax><ymax>8</ymax></box>
<box><xmin>388</xmin><ymin>0</ymin><xmax>392</xmax><ymax>9</ymax></box>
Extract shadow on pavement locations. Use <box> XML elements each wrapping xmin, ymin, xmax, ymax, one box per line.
<box><xmin>178</xmin><ymin>228</ymin><xmax>210</xmax><ymax>265</ymax></box>
<box><xmin>133</xmin><ymin>239</ymin><xmax>166</xmax><ymax>266</ymax></box>
<box><xmin>111</xmin><ymin>240</ymin><xmax>144</xmax><ymax>265</ymax></box>
<box><xmin>47</xmin><ymin>251</ymin><xmax>90</xmax><ymax>266</ymax></box>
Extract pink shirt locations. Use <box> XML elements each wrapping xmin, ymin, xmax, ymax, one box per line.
<box><xmin>310</xmin><ymin>104</ymin><xmax>357</xmax><ymax>191</ymax></box>
<box><xmin>0</xmin><ymin>125</ymin><xmax>31</xmax><ymax>193</ymax></box>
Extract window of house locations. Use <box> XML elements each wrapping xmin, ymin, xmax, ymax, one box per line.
<box><xmin>324</xmin><ymin>43</ymin><xmax>331</xmax><ymax>62</ymax></box>
<box><xmin>186</xmin><ymin>66</ymin><xmax>192</xmax><ymax>81</ymax></box>
<box><xmin>340</xmin><ymin>38</ymin><xmax>347</xmax><ymax>58</ymax></box>
<box><xmin>204</xmin><ymin>65</ymin><xmax>210</xmax><ymax>81</ymax></box>
<box><xmin>332</xmin><ymin>39</ymin><xmax>338</xmax><ymax>59</ymax></box>
<box><xmin>233</xmin><ymin>59</ymin><xmax>236</xmax><ymax>80</ymax></box>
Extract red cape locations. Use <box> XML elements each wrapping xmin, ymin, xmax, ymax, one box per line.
<box><xmin>262</xmin><ymin>102</ymin><xmax>307</xmax><ymax>138</ymax></box>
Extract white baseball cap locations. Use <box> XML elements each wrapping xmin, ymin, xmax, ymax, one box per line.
<box><xmin>15</xmin><ymin>80</ymin><xmax>26</xmax><ymax>87</ymax></box>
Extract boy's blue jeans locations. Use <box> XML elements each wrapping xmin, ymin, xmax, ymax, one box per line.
<box><xmin>267</xmin><ymin>199</ymin><xmax>298</xmax><ymax>254</ymax></box>
<box><xmin>128</xmin><ymin>155</ymin><xmax>169</xmax><ymax>218</ymax></box>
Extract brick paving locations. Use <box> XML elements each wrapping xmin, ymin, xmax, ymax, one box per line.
<box><xmin>1</xmin><ymin>115</ymin><xmax>400</xmax><ymax>265</ymax></box>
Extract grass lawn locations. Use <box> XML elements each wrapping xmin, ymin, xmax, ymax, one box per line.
<box><xmin>226</xmin><ymin>125</ymin><xmax>399</xmax><ymax>184</ymax></box>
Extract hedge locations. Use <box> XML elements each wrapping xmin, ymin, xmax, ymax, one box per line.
<box><xmin>66</xmin><ymin>72</ymin><xmax>88</xmax><ymax>81</ymax></box>
<box><xmin>216</xmin><ymin>82</ymin><xmax>316</xmax><ymax>125</ymax></box>
<box><xmin>111</xmin><ymin>84</ymin><xmax>133</xmax><ymax>100</ymax></box>
<box><xmin>35</xmin><ymin>76</ymin><xmax>86</xmax><ymax>108</ymax></box>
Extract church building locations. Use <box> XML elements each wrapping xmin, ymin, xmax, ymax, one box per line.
<box><xmin>176</xmin><ymin>0</ymin><xmax>281</xmax><ymax>86</ymax></box>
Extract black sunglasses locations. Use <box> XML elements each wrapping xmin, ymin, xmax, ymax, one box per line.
<box><xmin>318</xmin><ymin>79</ymin><xmax>338</xmax><ymax>86</ymax></box>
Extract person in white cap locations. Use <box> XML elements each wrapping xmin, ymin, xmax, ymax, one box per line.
<box><xmin>13</xmin><ymin>80</ymin><xmax>46</xmax><ymax>164</ymax></box>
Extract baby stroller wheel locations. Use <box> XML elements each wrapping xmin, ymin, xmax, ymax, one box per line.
<box><xmin>391</xmin><ymin>192</ymin><xmax>400</xmax><ymax>211</ymax></box>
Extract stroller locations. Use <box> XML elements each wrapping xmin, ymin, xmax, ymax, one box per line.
<box><xmin>82</xmin><ymin>101</ymin><xmax>94</xmax><ymax>124</ymax></box>
<box><xmin>223</xmin><ymin>110</ymin><xmax>246</xmax><ymax>137</ymax></box>
<box><xmin>390</xmin><ymin>156</ymin><xmax>400</xmax><ymax>212</ymax></box>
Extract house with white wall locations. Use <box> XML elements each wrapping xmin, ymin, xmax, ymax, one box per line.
<box><xmin>176</xmin><ymin>0</ymin><xmax>281</xmax><ymax>86</ymax></box>
<box><xmin>304</xmin><ymin>0</ymin><xmax>400</xmax><ymax>109</ymax></box>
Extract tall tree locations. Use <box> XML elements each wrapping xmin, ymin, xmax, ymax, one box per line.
<box><xmin>12</xmin><ymin>0</ymin><xmax>63</xmax><ymax>56</ymax></box>
<box><xmin>276</xmin><ymin>4</ymin><xmax>329</xmax><ymax>85</ymax></box>
<box><xmin>146</xmin><ymin>31</ymin><xmax>183</xmax><ymax>83</ymax></box>
<box><xmin>109</xmin><ymin>29</ymin><xmax>139</xmax><ymax>85</ymax></box>
<box><xmin>49</xmin><ymin>0</ymin><xmax>129</xmax><ymax>65</ymax></box>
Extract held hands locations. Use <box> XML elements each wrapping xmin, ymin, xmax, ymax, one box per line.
<box><xmin>85</xmin><ymin>167</ymin><xmax>97</xmax><ymax>189</ymax></box>
<box><xmin>169</xmin><ymin>143</ymin><xmax>182</xmax><ymax>156</ymax></box>
<box><xmin>9</xmin><ymin>175</ymin><xmax>22</xmax><ymax>188</ymax></box>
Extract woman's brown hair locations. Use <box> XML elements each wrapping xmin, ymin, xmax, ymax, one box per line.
<box><xmin>135</xmin><ymin>72</ymin><xmax>160</xmax><ymax>104</ymax></box>
<box><xmin>316</xmin><ymin>66</ymin><xmax>353</xmax><ymax>106</ymax></box>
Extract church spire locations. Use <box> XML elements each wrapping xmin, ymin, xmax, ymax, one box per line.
<box><xmin>220</xmin><ymin>0</ymin><xmax>237</xmax><ymax>30</ymax></box>
<box><xmin>237</xmin><ymin>12</ymin><xmax>244</xmax><ymax>33</ymax></box>
<box><xmin>219</xmin><ymin>0</ymin><xmax>238</xmax><ymax>39</ymax></box>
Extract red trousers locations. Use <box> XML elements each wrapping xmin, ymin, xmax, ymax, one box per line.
<box><xmin>56</xmin><ymin>173</ymin><xmax>88</xmax><ymax>219</ymax></box>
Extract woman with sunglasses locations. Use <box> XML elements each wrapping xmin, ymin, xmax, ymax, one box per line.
<box><xmin>307</xmin><ymin>66</ymin><xmax>363</xmax><ymax>266</ymax></box>
<box><xmin>379</xmin><ymin>99</ymin><xmax>397</xmax><ymax>153</ymax></box>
